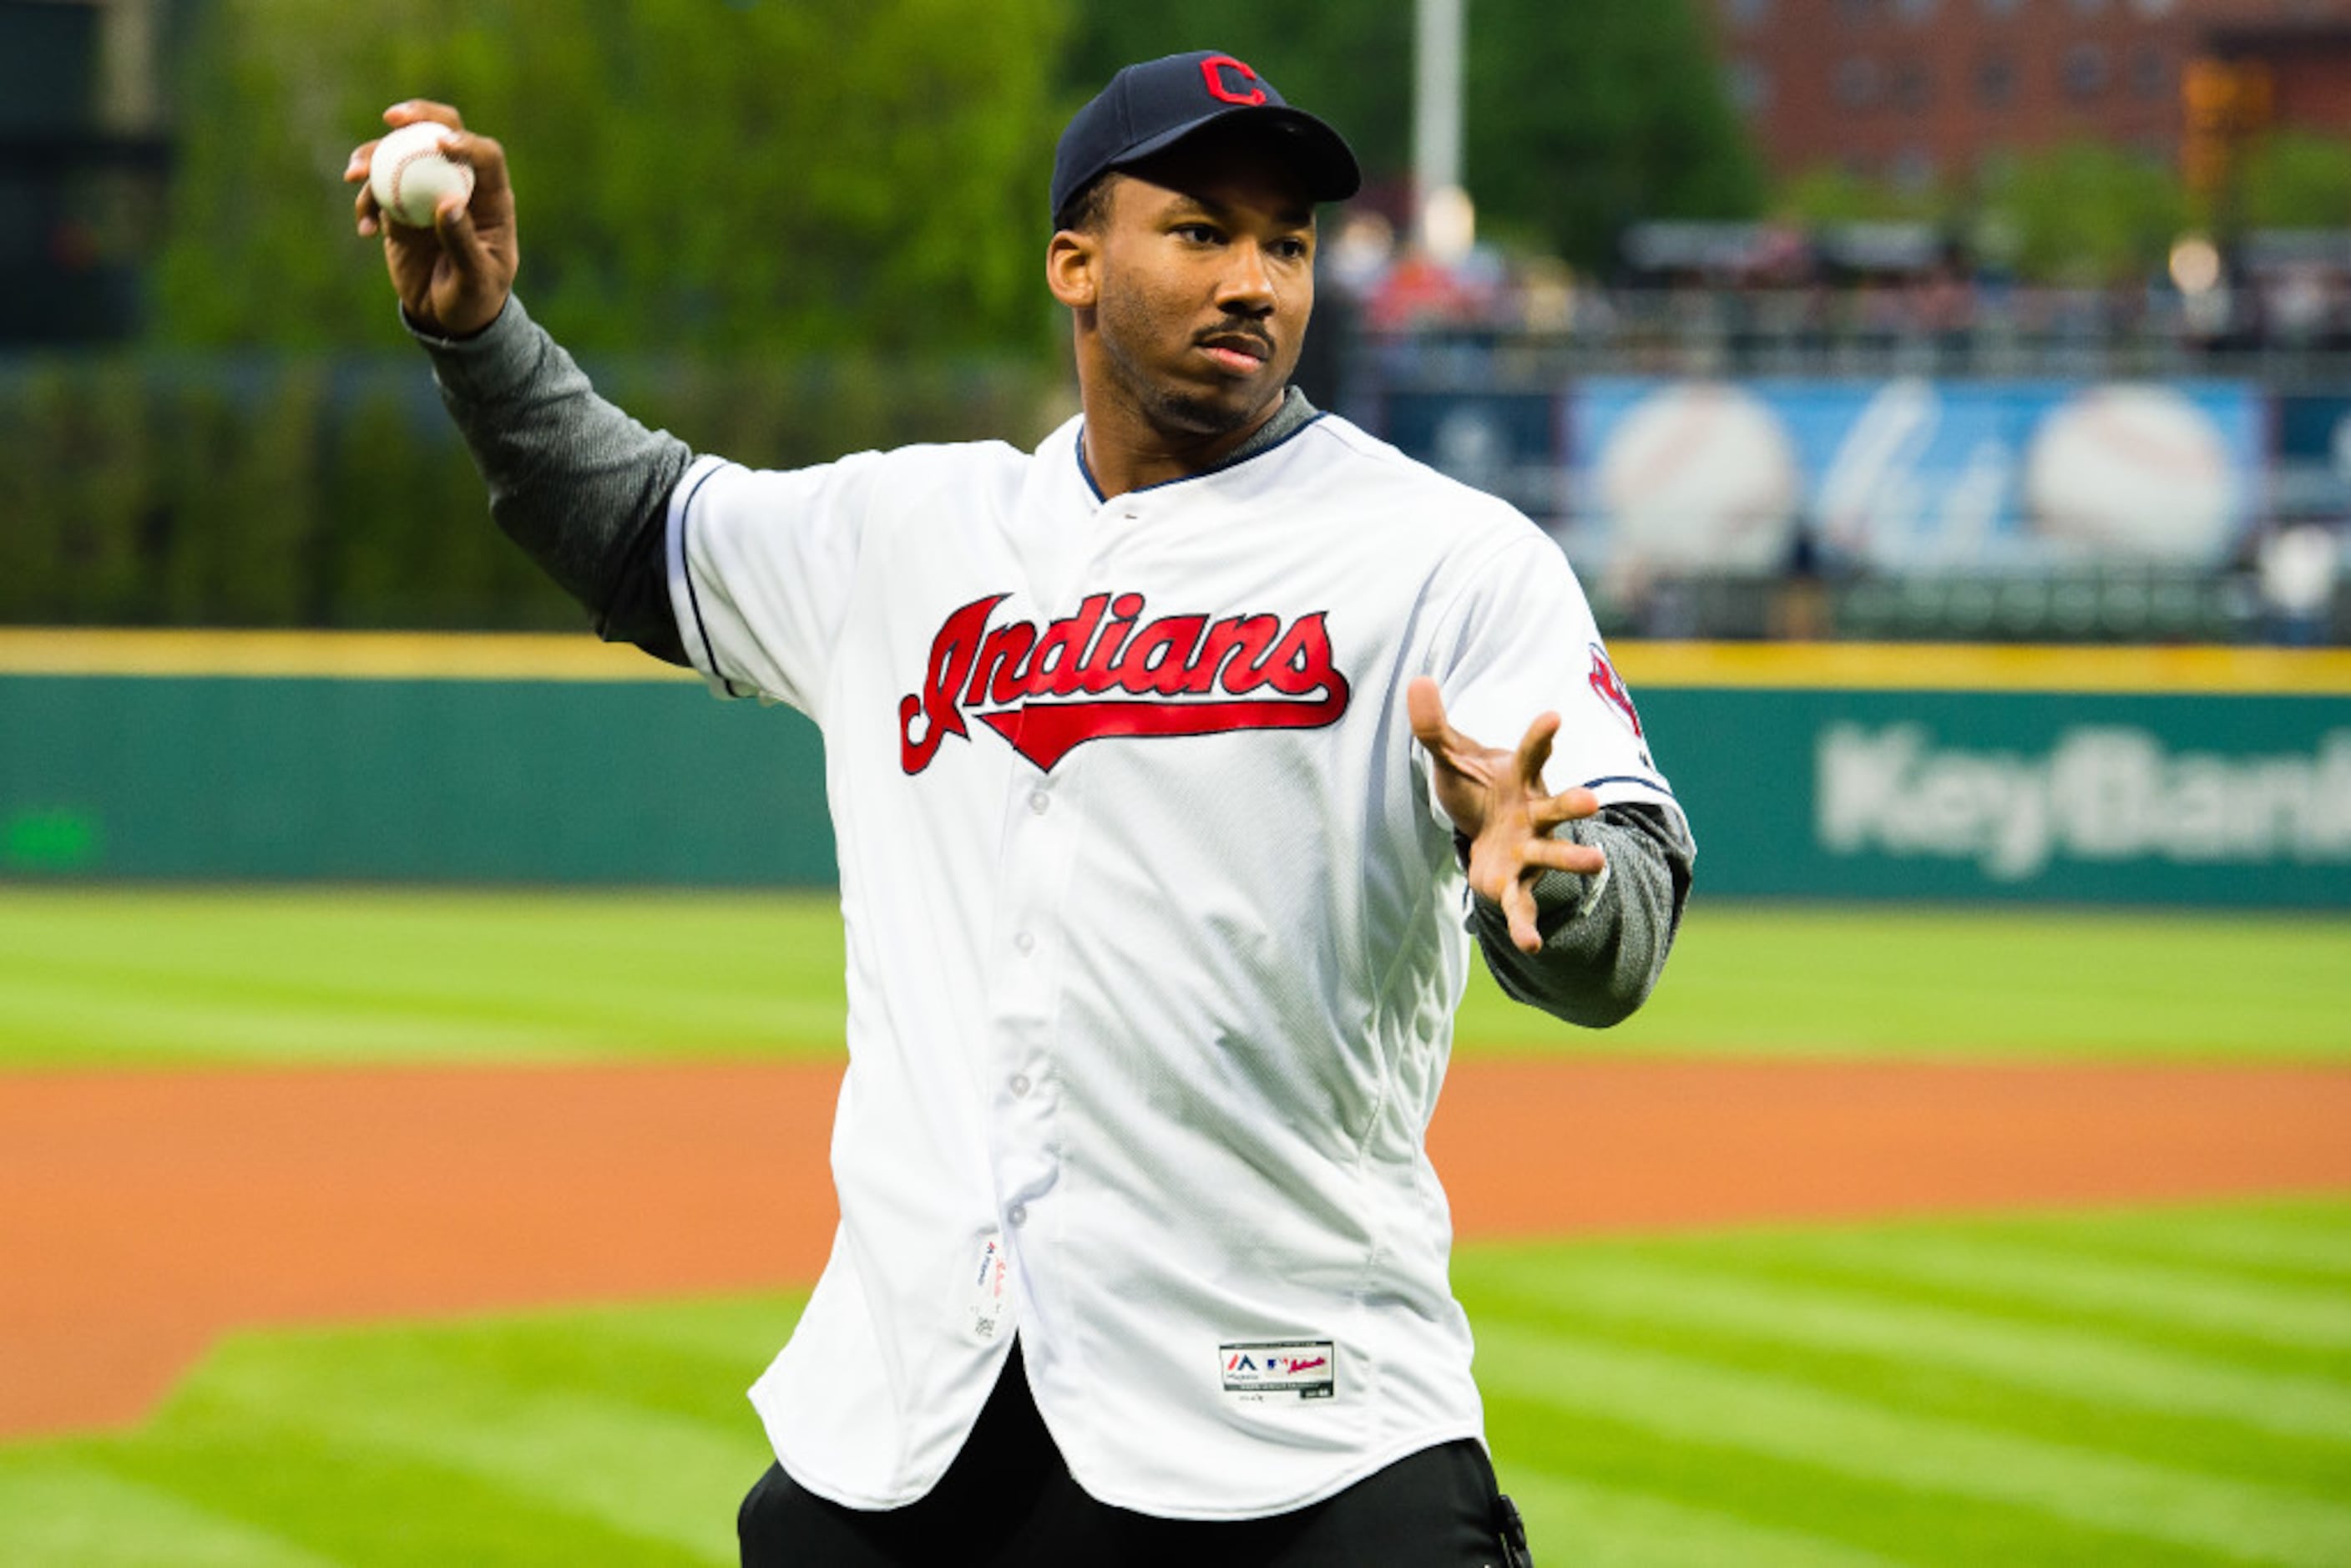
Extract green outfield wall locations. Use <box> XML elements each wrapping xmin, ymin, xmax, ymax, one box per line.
<box><xmin>0</xmin><ymin>634</ymin><xmax>832</xmax><ymax>887</ymax></box>
<box><xmin>3</xmin><ymin>634</ymin><xmax>2348</xmax><ymax>906</ymax></box>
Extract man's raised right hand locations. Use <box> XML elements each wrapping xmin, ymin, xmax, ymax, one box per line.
<box><xmin>345</xmin><ymin>100</ymin><xmax>517</xmax><ymax>338</ymax></box>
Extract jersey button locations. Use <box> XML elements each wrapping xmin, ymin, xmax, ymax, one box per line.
<box><xmin>1014</xmin><ymin>931</ymin><xmax>1036</xmax><ymax>954</ymax></box>
<box><xmin>1029</xmin><ymin>791</ymin><xmax>1049</xmax><ymax>815</ymax></box>
<box><xmin>1008</xmin><ymin>1204</ymin><xmax>1029</xmax><ymax>1227</ymax></box>
<box><xmin>1010</xmin><ymin>1074</ymin><xmax>1032</xmax><ymax>1097</ymax></box>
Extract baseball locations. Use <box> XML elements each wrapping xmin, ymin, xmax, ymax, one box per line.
<box><xmin>2024</xmin><ymin>385</ymin><xmax>2238</xmax><ymax>563</ymax></box>
<box><xmin>1593</xmin><ymin>381</ymin><xmax>1801</xmax><ymax>572</ymax></box>
<box><xmin>368</xmin><ymin>121</ymin><xmax>473</xmax><ymax>230</ymax></box>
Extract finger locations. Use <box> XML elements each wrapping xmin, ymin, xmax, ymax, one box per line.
<box><xmin>352</xmin><ymin>180</ymin><xmax>382</xmax><ymax>237</ymax></box>
<box><xmin>1524</xmin><ymin>836</ymin><xmax>1606</xmax><ymax>878</ymax></box>
<box><xmin>1406</xmin><ymin>675</ymin><xmax>1483</xmax><ymax>765</ymax></box>
<box><xmin>1404</xmin><ymin>676</ymin><xmax>1449</xmax><ymax>751</ymax></box>
<box><xmin>342</xmin><ymin>139</ymin><xmax>379</xmax><ymax>185</ymax></box>
<box><xmin>433</xmin><ymin>195</ymin><xmax>487</xmax><ymax>274</ymax></box>
<box><xmin>435</xmin><ymin>129</ymin><xmax>509</xmax><ymax>200</ymax></box>
<box><xmin>1502</xmin><ymin>876</ymin><xmax>1543</xmax><ymax>954</ymax></box>
<box><xmin>384</xmin><ymin>99</ymin><xmax>467</xmax><ymax>131</ymax></box>
<box><xmin>1514</xmin><ymin>711</ymin><xmax>1560</xmax><ymax>794</ymax></box>
<box><xmin>1530</xmin><ymin>786</ymin><xmax>1601</xmax><ymax>831</ymax></box>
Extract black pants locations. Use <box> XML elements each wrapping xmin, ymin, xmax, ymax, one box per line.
<box><xmin>738</xmin><ymin>1343</ymin><xmax>1532</xmax><ymax>1566</ymax></box>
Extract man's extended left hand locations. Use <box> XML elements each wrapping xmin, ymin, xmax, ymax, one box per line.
<box><xmin>1407</xmin><ymin>676</ymin><xmax>1605</xmax><ymax>954</ymax></box>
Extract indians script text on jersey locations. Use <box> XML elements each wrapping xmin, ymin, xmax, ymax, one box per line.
<box><xmin>898</xmin><ymin>591</ymin><xmax>1350</xmax><ymax>772</ymax></box>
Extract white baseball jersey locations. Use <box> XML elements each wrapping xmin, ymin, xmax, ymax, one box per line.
<box><xmin>665</xmin><ymin>409</ymin><xmax>1676</xmax><ymax>1519</ymax></box>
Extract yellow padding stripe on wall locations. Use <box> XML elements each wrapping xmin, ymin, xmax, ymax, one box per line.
<box><xmin>0</xmin><ymin>630</ymin><xmax>695</xmax><ymax>682</ymax></box>
<box><xmin>1</xmin><ymin>630</ymin><xmax>2348</xmax><ymax>695</ymax></box>
<box><xmin>1613</xmin><ymin>640</ymin><xmax>2351</xmax><ymax>695</ymax></box>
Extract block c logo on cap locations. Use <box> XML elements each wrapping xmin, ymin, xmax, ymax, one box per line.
<box><xmin>1200</xmin><ymin>53</ymin><xmax>1267</xmax><ymax>106</ymax></box>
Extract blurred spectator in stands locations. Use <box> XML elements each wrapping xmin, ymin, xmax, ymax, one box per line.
<box><xmin>1514</xmin><ymin>255</ymin><xmax>1577</xmax><ymax>336</ymax></box>
<box><xmin>1600</xmin><ymin>549</ymin><xmax>1701</xmax><ymax>641</ymax></box>
<box><xmin>2271</xmin><ymin>267</ymin><xmax>2326</xmax><ymax>350</ymax></box>
<box><xmin>1366</xmin><ymin>245</ymin><xmax>1494</xmax><ymax>333</ymax></box>
<box><xmin>1914</xmin><ymin>244</ymin><xmax>1977</xmax><ymax>375</ymax></box>
<box><xmin>1771</xmin><ymin>517</ymin><xmax>1833</xmax><ymax>641</ymax></box>
<box><xmin>1293</xmin><ymin>210</ymin><xmax>1398</xmax><ymax>408</ymax></box>
<box><xmin>1326</xmin><ymin>210</ymin><xmax>1396</xmax><ymax>303</ymax></box>
<box><xmin>2257</xmin><ymin>522</ymin><xmax>2341</xmax><ymax>646</ymax></box>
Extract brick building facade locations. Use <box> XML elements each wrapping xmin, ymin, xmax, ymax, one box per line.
<box><xmin>1711</xmin><ymin>0</ymin><xmax>2351</xmax><ymax>187</ymax></box>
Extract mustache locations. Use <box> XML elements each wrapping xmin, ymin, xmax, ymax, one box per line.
<box><xmin>1195</xmin><ymin>320</ymin><xmax>1274</xmax><ymax>357</ymax></box>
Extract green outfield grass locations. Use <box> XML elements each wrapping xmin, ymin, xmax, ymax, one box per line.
<box><xmin>2</xmin><ymin>1201</ymin><xmax>2344</xmax><ymax>1565</ymax></box>
<box><xmin>0</xmin><ymin>887</ymin><xmax>2345</xmax><ymax>1067</ymax></box>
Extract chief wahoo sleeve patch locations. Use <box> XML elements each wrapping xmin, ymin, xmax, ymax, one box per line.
<box><xmin>1586</xmin><ymin>644</ymin><xmax>1644</xmax><ymax>739</ymax></box>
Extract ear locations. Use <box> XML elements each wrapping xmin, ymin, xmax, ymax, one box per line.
<box><xmin>1047</xmin><ymin>226</ymin><xmax>1100</xmax><ymax>311</ymax></box>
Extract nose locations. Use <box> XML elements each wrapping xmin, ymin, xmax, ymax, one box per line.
<box><xmin>1216</xmin><ymin>240</ymin><xmax>1277</xmax><ymax>316</ymax></box>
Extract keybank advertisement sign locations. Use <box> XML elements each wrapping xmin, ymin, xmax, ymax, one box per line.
<box><xmin>1819</xmin><ymin>723</ymin><xmax>2351</xmax><ymax>883</ymax></box>
<box><xmin>1571</xmin><ymin>378</ymin><xmax>2263</xmax><ymax>572</ymax></box>
<box><xmin>1647</xmin><ymin>689</ymin><xmax>2351</xmax><ymax>906</ymax></box>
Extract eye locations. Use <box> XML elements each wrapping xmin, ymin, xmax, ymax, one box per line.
<box><xmin>1174</xmin><ymin>223</ymin><xmax>1222</xmax><ymax>245</ymax></box>
<box><xmin>1272</xmin><ymin>236</ymin><xmax>1312</xmax><ymax>261</ymax></box>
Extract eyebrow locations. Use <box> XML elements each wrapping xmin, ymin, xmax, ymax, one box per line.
<box><xmin>1166</xmin><ymin>192</ymin><xmax>1317</xmax><ymax>230</ymax></box>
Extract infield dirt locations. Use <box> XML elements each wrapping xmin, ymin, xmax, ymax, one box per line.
<box><xmin>4</xmin><ymin>1059</ymin><xmax>2348</xmax><ymax>1439</ymax></box>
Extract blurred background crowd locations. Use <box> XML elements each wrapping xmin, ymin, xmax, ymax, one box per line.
<box><xmin>6</xmin><ymin>0</ymin><xmax>2350</xmax><ymax>646</ymax></box>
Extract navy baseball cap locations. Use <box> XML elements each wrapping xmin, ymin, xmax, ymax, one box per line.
<box><xmin>1051</xmin><ymin>51</ymin><xmax>1362</xmax><ymax>223</ymax></box>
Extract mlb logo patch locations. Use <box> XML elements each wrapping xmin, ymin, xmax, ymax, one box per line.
<box><xmin>1220</xmin><ymin>1340</ymin><xmax>1337</xmax><ymax>1401</ymax></box>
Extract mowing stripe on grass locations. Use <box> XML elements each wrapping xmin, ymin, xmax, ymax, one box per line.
<box><xmin>1764</xmin><ymin>1231</ymin><xmax>2351</xmax><ymax>1352</ymax></box>
<box><xmin>0</xmin><ymin>970</ymin><xmax>594</xmax><ymax>1064</ymax></box>
<box><xmin>2013</xmin><ymin>1206</ymin><xmax>2351</xmax><ymax>1286</ymax></box>
<box><xmin>7</xmin><ymin>889</ymin><xmax>2349</xmax><ymax>1067</ymax></box>
<box><xmin>0</xmin><ymin>1458</ymin><xmax>337</xmax><ymax>1568</ymax></box>
<box><xmin>248</xmin><ymin>1392</ymin><xmax>754</xmax><ymax>1559</ymax></box>
<box><xmin>86</xmin><ymin>1424</ymin><xmax>718</xmax><ymax>1566</ymax></box>
<box><xmin>1505</xmin><ymin>907</ymin><xmax>2351</xmax><ymax>1060</ymax></box>
<box><xmin>0</xmin><ymin>889</ymin><xmax>852</xmax><ymax>1069</ymax></box>
<box><xmin>579</xmin><ymin>1293</ymin><xmax>802</xmax><ymax>1369</ymax></box>
<box><xmin>1465</xmin><ymin>1249</ymin><xmax>2351</xmax><ymax>1443</ymax></box>
<box><xmin>1499</xmin><ymin>1469</ymin><xmax>1909</xmax><ymax>1568</ymax></box>
<box><xmin>1477</xmin><ymin>1321</ymin><xmax>2351</xmax><ymax>1565</ymax></box>
<box><xmin>105</xmin><ymin>1309</ymin><xmax>778</xmax><ymax>1565</ymax></box>
<box><xmin>183</xmin><ymin>1313</ymin><xmax>779</xmax><ymax>1460</ymax></box>
<box><xmin>1485</xmin><ymin>1392</ymin><xmax>2212</xmax><ymax>1568</ymax></box>
<box><xmin>7</xmin><ymin>1208</ymin><xmax>2347</xmax><ymax>1565</ymax></box>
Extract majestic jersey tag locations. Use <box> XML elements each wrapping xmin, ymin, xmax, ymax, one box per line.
<box><xmin>899</xmin><ymin>592</ymin><xmax>1352</xmax><ymax>773</ymax></box>
<box><xmin>967</xmin><ymin>1234</ymin><xmax>1009</xmax><ymax>1342</ymax></box>
<box><xmin>1219</xmin><ymin>1340</ymin><xmax>1337</xmax><ymax>1401</ymax></box>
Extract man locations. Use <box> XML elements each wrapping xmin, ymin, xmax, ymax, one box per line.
<box><xmin>348</xmin><ymin>50</ymin><xmax>1691</xmax><ymax>1566</ymax></box>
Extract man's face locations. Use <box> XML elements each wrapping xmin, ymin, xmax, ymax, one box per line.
<box><xmin>1083</xmin><ymin>143</ymin><xmax>1317</xmax><ymax>441</ymax></box>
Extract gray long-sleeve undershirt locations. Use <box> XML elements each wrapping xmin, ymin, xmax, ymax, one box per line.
<box><xmin>412</xmin><ymin>295</ymin><xmax>694</xmax><ymax>665</ymax></box>
<box><xmin>412</xmin><ymin>294</ymin><xmax>1691</xmax><ymax>1029</ymax></box>
<box><xmin>1467</xmin><ymin>801</ymin><xmax>1694</xmax><ymax>1028</ymax></box>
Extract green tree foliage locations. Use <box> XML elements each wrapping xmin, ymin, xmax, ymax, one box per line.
<box><xmin>1772</xmin><ymin>143</ymin><xmax>2213</xmax><ymax>283</ymax></box>
<box><xmin>1462</xmin><ymin>0</ymin><xmax>1762</xmax><ymax>265</ymax></box>
<box><xmin>1064</xmin><ymin>0</ymin><xmax>1762</xmax><ymax>267</ymax></box>
<box><xmin>1975</xmin><ymin>143</ymin><xmax>2184</xmax><ymax>282</ymax></box>
<box><xmin>0</xmin><ymin>355</ymin><xmax>1059</xmax><ymax>629</ymax></box>
<box><xmin>2237</xmin><ymin>130</ymin><xmax>2351</xmax><ymax>230</ymax></box>
<box><xmin>154</xmin><ymin>0</ymin><xmax>1070</xmax><ymax>353</ymax></box>
<box><xmin>1772</xmin><ymin>166</ymin><xmax>1943</xmax><ymax>227</ymax></box>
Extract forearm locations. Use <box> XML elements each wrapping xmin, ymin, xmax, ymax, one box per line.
<box><xmin>410</xmin><ymin>295</ymin><xmax>691</xmax><ymax>663</ymax></box>
<box><xmin>1468</xmin><ymin>802</ymin><xmax>1693</xmax><ymax>1029</ymax></box>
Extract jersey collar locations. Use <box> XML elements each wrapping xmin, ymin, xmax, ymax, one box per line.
<box><xmin>1074</xmin><ymin>387</ymin><xmax>1324</xmax><ymax>503</ymax></box>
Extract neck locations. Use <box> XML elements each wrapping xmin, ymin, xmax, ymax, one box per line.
<box><xmin>1079</xmin><ymin>385</ymin><xmax>1299</xmax><ymax>498</ymax></box>
<box><xmin>1079</xmin><ymin>390</ymin><xmax>1316</xmax><ymax>498</ymax></box>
